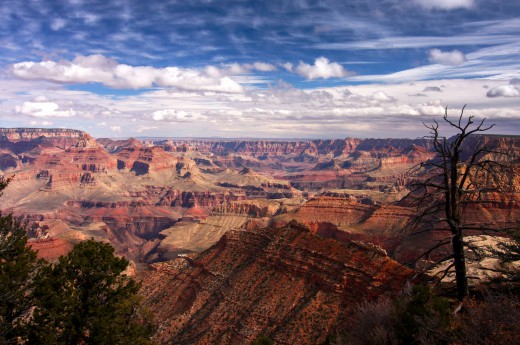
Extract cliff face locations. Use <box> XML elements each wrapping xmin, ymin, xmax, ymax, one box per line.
<box><xmin>2</xmin><ymin>127</ymin><xmax>518</xmax><ymax>344</ymax></box>
<box><xmin>1</xmin><ymin>128</ymin><xmax>519</xmax><ymax>267</ymax></box>
<box><xmin>150</xmin><ymin>137</ymin><xmax>435</xmax><ymax>159</ymax></box>
<box><xmin>159</xmin><ymin>139</ymin><xmax>352</xmax><ymax>157</ymax></box>
<box><xmin>140</xmin><ymin>222</ymin><xmax>411</xmax><ymax>345</ymax></box>
<box><xmin>0</xmin><ymin>128</ymin><xmax>86</xmax><ymax>141</ymax></box>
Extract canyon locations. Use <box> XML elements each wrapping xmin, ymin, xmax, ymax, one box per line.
<box><xmin>1</xmin><ymin>128</ymin><xmax>519</xmax><ymax>344</ymax></box>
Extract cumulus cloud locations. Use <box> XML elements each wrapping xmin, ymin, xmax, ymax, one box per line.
<box><xmin>371</xmin><ymin>91</ymin><xmax>394</xmax><ymax>102</ymax></box>
<box><xmin>10</xmin><ymin>55</ymin><xmax>244</xmax><ymax>93</ymax></box>
<box><xmin>295</xmin><ymin>57</ymin><xmax>349</xmax><ymax>80</ymax></box>
<box><xmin>414</xmin><ymin>0</ymin><xmax>475</xmax><ymax>10</ymax></box>
<box><xmin>15</xmin><ymin>101</ymin><xmax>76</xmax><ymax>118</ymax></box>
<box><xmin>429</xmin><ymin>49</ymin><xmax>467</xmax><ymax>66</ymax></box>
<box><xmin>486</xmin><ymin>85</ymin><xmax>520</xmax><ymax>98</ymax></box>
<box><xmin>282</xmin><ymin>62</ymin><xmax>293</xmax><ymax>72</ymax></box>
<box><xmin>417</xmin><ymin>100</ymin><xmax>445</xmax><ymax>116</ymax></box>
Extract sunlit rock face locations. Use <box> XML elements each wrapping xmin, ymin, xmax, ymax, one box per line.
<box><xmin>140</xmin><ymin>222</ymin><xmax>412</xmax><ymax>345</ymax></box>
<box><xmin>2</xmin><ymin>128</ymin><xmax>519</xmax><ymax>343</ymax></box>
<box><xmin>1</xmin><ymin>128</ymin><xmax>518</xmax><ymax>266</ymax></box>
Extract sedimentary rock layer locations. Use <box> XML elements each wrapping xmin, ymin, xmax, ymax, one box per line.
<box><xmin>140</xmin><ymin>223</ymin><xmax>411</xmax><ymax>345</ymax></box>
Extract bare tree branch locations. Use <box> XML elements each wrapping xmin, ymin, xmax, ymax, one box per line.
<box><xmin>402</xmin><ymin>106</ymin><xmax>511</xmax><ymax>301</ymax></box>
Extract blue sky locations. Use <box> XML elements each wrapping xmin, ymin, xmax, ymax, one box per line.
<box><xmin>0</xmin><ymin>0</ymin><xmax>519</xmax><ymax>138</ymax></box>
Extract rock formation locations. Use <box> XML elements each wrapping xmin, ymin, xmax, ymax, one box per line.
<box><xmin>0</xmin><ymin>128</ymin><xmax>518</xmax><ymax>266</ymax></box>
<box><xmin>140</xmin><ymin>222</ymin><xmax>412</xmax><ymax>345</ymax></box>
<box><xmin>2</xmin><ymin>127</ymin><xmax>519</xmax><ymax>344</ymax></box>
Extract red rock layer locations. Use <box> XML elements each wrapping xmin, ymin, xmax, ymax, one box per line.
<box><xmin>140</xmin><ymin>223</ymin><xmax>411</xmax><ymax>345</ymax></box>
<box><xmin>28</xmin><ymin>238</ymin><xmax>74</xmax><ymax>262</ymax></box>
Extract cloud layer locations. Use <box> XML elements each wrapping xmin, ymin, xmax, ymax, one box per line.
<box><xmin>1</xmin><ymin>0</ymin><xmax>519</xmax><ymax>138</ymax></box>
<box><xmin>10</xmin><ymin>55</ymin><xmax>353</xmax><ymax>94</ymax></box>
<box><xmin>3</xmin><ymin>76</ymin><xmax>519</xmax><ymax>138</ymax></box>
<box><xmin>11</xmin><ymin>55</ymin><xmax>245</xmax><ymax>93</ymax></box>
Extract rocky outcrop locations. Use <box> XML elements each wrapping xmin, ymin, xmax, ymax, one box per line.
<box><xmin>214</xmin><ymin>199</ymin><xmax>284</xmax><ymax>217</ymax></box>
<box><xmin>157</xmin><ymin>190</ymin><xmax>246</xmax><ymax>208</ymax></box>
<box><xmin>97</xmin><ymin>137</ymin><xmax>145</xmax><ymax>153</ymax></box>
<box><xmin>114</xmin><ymin>145</ymin><xmax>197</xmax><ymax>176</ymax></box>
<box><xmin>140</xmin><ymin>223</ymin><xmax>411</xmax><ymax>345</ymax></box>
<box><xmin>28</xmin><ymin>238</ymin><xmax>74</xmax><ymax>262</ymax></box>
<box><xmin>276</xmin><ymin>196</ymin><xmax>376</xmax><ymax>228</ymax></box>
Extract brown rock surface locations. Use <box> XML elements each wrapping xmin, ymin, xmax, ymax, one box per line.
<box><xmin>140</xmin><ymin>222</ymin><xmax>411</xmax><ymax>345</ymax></box>
<box><xmin>1</xmin><ymin>128</ymin><xmax>519</xmax><ymax>268</ymax></box>
<box><xmin>28</xmin><ymin>238</ymin><xmax>74</xmax><ymax>261</ymax></box>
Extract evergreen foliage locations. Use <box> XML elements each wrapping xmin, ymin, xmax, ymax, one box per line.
<box><xmin>0</xmin><ymin>176</ymin><xmax>40</xmax><ymax>343</ymax></box>
<box><xmin>28</xmin><ymin>240</ymin><xmax>153</xmax><ymax>344</ymax></box>
<box><xmin>393</xmin><ymin>285</ymin><xmax>451</xmax><ymax>345</ymax></box>
<box><xmin>0</xmin><ymin>176</ymin><xmax>153</xmax><ymax>344</ymax></box>
<box><xmin>0</xmin><ymin>211</ymin><xmax>40</xmax><ymax>343</ymax></box>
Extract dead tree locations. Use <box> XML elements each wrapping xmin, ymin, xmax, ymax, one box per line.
<box><xmin>406</xmin><ymin>106</ymin><xmax>509</xmax><ymax>301</ymax></box>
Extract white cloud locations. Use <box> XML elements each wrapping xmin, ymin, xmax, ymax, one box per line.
<box><xmin>10</xmin><ymin>55</ymin><xmax>245</xmax><ymax>93</ymax></box>
<box><xmin>151</xmin><ymin>109</ymin><xmax>201</xmax><ymax>122</ymax></box>
<box><xmin>417</xmin><ymin>100</ymin><xmax>445</xmax><ymax>116</ymax></box>
<box><xmin>371</xmin><ymin>91</ymin><xmax>394</xmax><ymax>102</ymax></box>
<box><xmin>486</xmin><ymin>85</ymin><xmax>520</xmax><ymax>98</ymax></box>
<box><xmin>222</xmin><ymin>62</ymin><xmax>276</xmax><ymax>74</ymax></box>
<box><xmin>429</xmin><ymin>49</ymin><xmax>467</xmax><ymax>66</ymax></box>
<box><xmin>414</xmin><ymin>0</ymin><xmax>475</xmax><ymax>10</ymax></box>
<box><xmin>50</xmin><ymin>18</ymin><xmax>66</xmax><ymax>31</ymax></box>
<box><xmin>282</xmin><ymin>62</ymin><xmax>293</xmax><ymax>72</ymax></box>
<box><xmin>252</xmin><ymin>62</ymin><xmax>276</xmax><ymax>72</ymax></box>
<box><xmin>1</xmin><ymin>76</ymin><xmax>519</xmax><ymax>138</ymax></box>
<box><xmin>77</xmin><ymin>11</ymin><xmax>99</xmax><ymax>25</ymax></box>
<box><xmin>110</xmin><ymin>125</ymin><xmax>121</xmax><ymax>132</ymax></box>
<box><xmin>315</xmin><ymin>35</ymin><xmax>519</xmax><ymax>51</ymax></box>
<box><xmin>226</xmin><ymin>63</ymin><xmax>249</xmax><ymax>74</ymax></box>
<box><xmin>15</xmin><ymin>101</ymin><xmax>76</xmax><ymax>118</ymax></box>
<box><xmin>33</xmin><ymin>95</ymin><xmax>49</xmax><ymax>102</ymax></box>
<box><xmin>351</xmin><ymin>42</ymin><xmax>520</xmax><ymax>83</ymax></box>
<box><xmin>295</xmin><ymin>57</ymin><xmax>349</xmax><ymax>80</ymax></box>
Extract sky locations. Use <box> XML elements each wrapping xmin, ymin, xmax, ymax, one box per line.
<box><xmin>0</xmin><ymin>0</ymin><xmax>519</xmax><ymax>139</ymax></box>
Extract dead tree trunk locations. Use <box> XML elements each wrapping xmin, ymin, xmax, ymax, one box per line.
<box><xmin>407</xmin><ymin>105</ymin><xmax>507</xmax><ymax>301</ymax></box>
